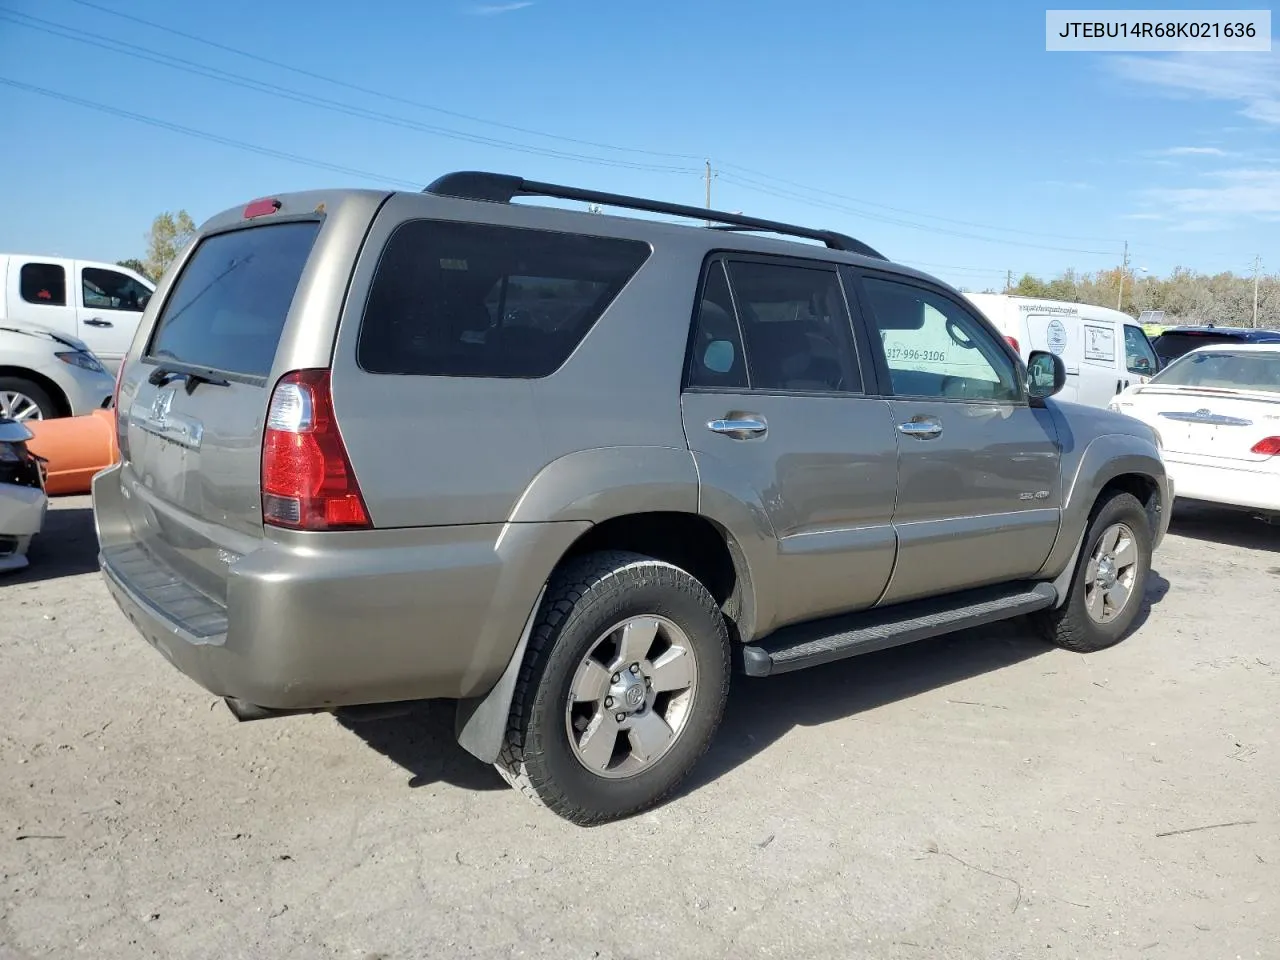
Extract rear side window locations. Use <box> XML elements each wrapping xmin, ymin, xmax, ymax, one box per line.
<box><xmin>146</xmin><ymin>222</ymin><xmax>320</xmax><ymax>379</ymax></box>
<box><xmin>358</xmin><ymin>220</ymin><xmax>651</xmax><ymax>378</ymax></box>
<box><xmin>685</xmin><ymin>257</ymin><xmax>862</xmax><ymax>393</ymax></box>
<box><xmin>19</xmin><ymin>263</ymin><xmax>66</xmax><ymax>306</ymax></box>
<box><xmin>686</xmin><ymin>262</ymin><xmax>749</xmax><ymax>390</ymax></box>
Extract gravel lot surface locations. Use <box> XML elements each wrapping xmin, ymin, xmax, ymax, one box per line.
<box><xmin>2</xmin><ymin>496</ymin><xmax>1277</xmax><ymax>959</ymax></box>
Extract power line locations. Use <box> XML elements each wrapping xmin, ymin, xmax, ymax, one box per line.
<box><xmin>0</xmin><ymin>77</ymin><xmax>421</xmax><ymax>188</ymax></box>
<box><xmin>719</xmin><ymin>161</ymin><xmax>1120</xmax><ymax>245</ymax></box>
<box><xmin>51</xmin><ymin>1</ymin><xmax>1244</xmax><ymax>264</ymax></box>
<box><xmin>900</xmin><ymin>259</ymin><xmax>1012</xmax><ymax>274</ymax></box>
<box><xmin>60</xmin><ymin>0</ymin><xmax>704</xmax><ymax>163</ymax></box>
<box><xmin>8</xmin><ymin>6</ymin><xmax>1253</xmax><ymax>272</ymax></box>
<box><xmin>719</xmin><ymin>165</ymin><xmax>1249</xmax><ymax>266</ymax></box>
<box><xmin>717</xmin><ymin>171</ymin><xmax>1120</xmax><ymax>257</ymax></box>
<box><xmin>0</xmin><ymin>8</ymin><xmax>700</xmax><ymax>175</ymax></box>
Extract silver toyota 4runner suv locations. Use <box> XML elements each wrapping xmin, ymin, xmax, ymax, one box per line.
<box><xmin>94</xmin><ymin>172</ymin><xmax>1171</xmax><ymax>825</ymax></box>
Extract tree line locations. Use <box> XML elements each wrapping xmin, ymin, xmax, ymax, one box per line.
<box><xmin>976</xmin><ymin>266</ymin><xmax>1279</xmax><ymax>330</ymax></box>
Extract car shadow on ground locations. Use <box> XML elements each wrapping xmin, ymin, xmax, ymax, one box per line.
<box><xmin>336</xmin><ymin>702</ymin><xmax>509</xmax><ymax>792</ymax></box>
<box><xmin>1169</xmin><ymin>503</ymin><xmax>1279</xmax><ymax>553</ymax></box>
<box><xmin>5</xmin><ymin>505</ymin><xmax>99</xmax><ymax>585</ymax></box>
<box><xmin>342</xmin><ymin>569</ymin><xmax>1170</xmax><ymax>800</ymax></box>
<box><xmin>680</xmin><ymin>567</ymin><xmax>1171</xmax><ymax>797</ymax></box>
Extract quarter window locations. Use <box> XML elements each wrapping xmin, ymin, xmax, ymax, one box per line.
<box><xmin>861</xmin><ymin>277</ymin><xmax>1021</xmax><ymax>402</ymax></box>
<box><xmin>359</xmin><ymin>221</ymin><xmax>651</xmax><ymax>379</ymax></box>
<box><xmin>19</xmin><ymin>263</ymin><xmax>66</xmax><ymax>307</ymax></box>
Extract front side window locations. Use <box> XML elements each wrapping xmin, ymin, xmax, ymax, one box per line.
<box><xmin>19</xmin><ymin>263</ymin><xmax>66</xmax><ymax>306</ymax></box>
<box><xmin>82</xmin><ymin>267</ymin><xmax>153</xmax><ymax>312</ymax></box>
<box><xmin>1123</xmin><ymin>324</ymin><xmax>1158</xmax><ymax>376</ymax></box>
<box><xmin>861</xmin><ymin>276</ymin><xmax>1021</xmax><ymax>402</ymax></box>
<box><xmin>359</xmin><ymin>220</ymin><xmax>651</xmax><ymax>378</ymax></box>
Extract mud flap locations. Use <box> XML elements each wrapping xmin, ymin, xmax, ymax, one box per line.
<box><xmin>454</xmin><ymin>586</ymin><xmax>546</xmax><ymax>764</ymax></box>
<box><xmin>1050</xmin><ymin>527</ymin><xmax>1088</xmax><ymax>608</ymax></box>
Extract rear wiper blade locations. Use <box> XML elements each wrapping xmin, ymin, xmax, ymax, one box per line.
<box><xmin>147</xmin><ymin>365</ymin><xmax>231</xmax><ymax>393</ymax></box>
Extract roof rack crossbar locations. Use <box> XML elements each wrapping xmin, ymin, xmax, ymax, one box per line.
<box><xmin>423</xmin><ymin>171</ymin><xmax>886</xmax><ymax>260</ymax></box>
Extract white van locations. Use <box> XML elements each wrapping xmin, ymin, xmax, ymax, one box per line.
<box><xmin>963</xmin><ymin>293</ymin><xmax>1160</xmax><ymax>408</ymax></box>
<box><xmin>0</xmin><ymin>254</ymin><xmax>156</xmax><ymax>374</ymax></box>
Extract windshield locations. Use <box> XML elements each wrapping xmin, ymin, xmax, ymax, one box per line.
<box><xmin>1152</xmin><ymin>349</ymin><xmax>1280</xmax><ymax>393</ymax></box>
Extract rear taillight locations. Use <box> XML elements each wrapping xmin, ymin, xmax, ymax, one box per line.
<box><xmin>1251</xmin><ymin>437</ymin><xmax>1280</xmax><ymax>456</ymax></box>
<box><xmin>261</xmin><ymin>369</ymin><xmax>370</xmax><ymax>530</ymax></box>
<box><xmin>1005</xmin><ymin>336</ymin><xmax>1020</xmax><ymax>353</ymax></box>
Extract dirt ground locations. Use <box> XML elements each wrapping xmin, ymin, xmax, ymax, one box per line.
<box><xmin>1</xmin><ymin>496</ymin><xmax>1277</xmax><ymax>960</ymax></box>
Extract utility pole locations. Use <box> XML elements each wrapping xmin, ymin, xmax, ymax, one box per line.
<box><xmin>1116</xmin><ymin>240</ymin><xmax>1130</xmax><ymax>311</ymax></box>
<box><xmin>1006</xmin><ymin>269</ymin><xmax>1013</xmax><ymax>293</ymax></box>
<box><xmin>704</xmin><ymin>160</ymin><xmax>716</xmax><ymax>226</ymax></box>
<box><xmin>1252</xmin><ymin>255</ymin><xmax>1262</xmax><ymax>328</ymax></box>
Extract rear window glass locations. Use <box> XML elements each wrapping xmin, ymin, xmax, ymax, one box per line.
<box><xmin>1153</xmin><ymin>332</ymin><xmax>1245</xmax><ymax>363</ymax></box>
<box><xmin>358</xmin><ymin>220</ymin><xmax>651</xmax><ymax>378</ymax></box>
<box><xmin>1154</xmin><ymin>349</ymin><xmax>1280</xmax><ymax>393</ymax></box>
<box><xmin>146</xmin><ymin>222</ymin><xmax>320</xmax><ymax>378</ymax></box>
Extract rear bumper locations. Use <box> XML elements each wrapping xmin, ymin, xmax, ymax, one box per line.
<box><xmin>93</xmin><ymin>464</ymin><xmax>587</xmax><ymax>710</ymax></box>
<box><xmin>1166</xmin><ymin>456</ymin><xmax>1280</xmax><ymax>514</ymax></box>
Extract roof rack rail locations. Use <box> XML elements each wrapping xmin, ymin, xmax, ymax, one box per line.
<box><xmin>423</xmin><ymin>171</ymin><xmax>886</xmax><ymax>260</ymax></box>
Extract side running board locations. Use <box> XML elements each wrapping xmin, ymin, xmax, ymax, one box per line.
<box><xmin>741</xmin><ymin>582</ymin><xmax>1057</xmax><ymax>677</ymax></box>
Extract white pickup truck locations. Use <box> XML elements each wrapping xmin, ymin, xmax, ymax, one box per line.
<box><xmin>1</xmin><ymin>253</ymin><xmax>156</xmax><ymax>374</ymax></box>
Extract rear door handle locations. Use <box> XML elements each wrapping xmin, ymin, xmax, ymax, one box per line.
<box><xmin>83</xmin><ymin>317</ymin><xmax>113</xmax><ymax>328</ymax></box>
<box><xmin>707</xmin><ymin>416</ymin><xmax>768</xmax><ymax>439</ymax></box>
<box><xmin>897</xmin><ymin>418</ymin><xmax>942</xmax><ymax>440</ymax></box>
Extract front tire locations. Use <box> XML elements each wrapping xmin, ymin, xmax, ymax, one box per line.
<box><xmin>496</xmin><ymin>550</ymin><xmax>731</xmax><ymax>825</ymax></box>
<box><xmin>1037</xmin><ymin>491</ymin><xmax>1152</xmax><ymax>653</ymax></box>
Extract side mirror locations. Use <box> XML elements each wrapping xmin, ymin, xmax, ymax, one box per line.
<box><xmin>1027</xmin><ymin>350</ymin><xmax>1066</xmax><ymax>403</ymax></box>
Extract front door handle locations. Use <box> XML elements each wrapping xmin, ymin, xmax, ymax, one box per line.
<box><xmin>897</xmin><ymin>418</ymin><xmax>942</xmax><ymax>440</ymax></box>
<box><xmin>708</xmin><ymin>416</ymin><xmax>768</xmax><ymax>439</ymax></box>
<box><xmin>83</xmin><ymin>317</ymin><xmax>113</xmax><ymax>328</ymax></box>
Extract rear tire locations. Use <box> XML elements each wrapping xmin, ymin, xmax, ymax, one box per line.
<box><xmin>496</xmin><ymin>550</ymin><xmax>731</xmax><ymax>825</ymax></box>
<box><xmin>0</xmin><ymin>377</ymin><xmax>57</xmax><ymax>421</ymax></box>
<box><xmin>1037</xmin><ymin>491</ymin><xmax>1152</xmax><ymax>653</ymax></box>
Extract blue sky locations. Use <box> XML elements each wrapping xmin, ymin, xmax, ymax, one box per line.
<box><xmin>0</xmin><ymin>0</ymin><xmax>1276</xmax><ymax>290</ymax></box>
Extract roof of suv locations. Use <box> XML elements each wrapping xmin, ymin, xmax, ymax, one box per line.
<box><xmin>1158</xmin><ymin>325</ymin><xmax>1280</xmax><ymax>339</ymax></box>
<box><xmin>198</xmin><ymin>171</ymin><xmax>955</xmax><ymax>297</ymax></box>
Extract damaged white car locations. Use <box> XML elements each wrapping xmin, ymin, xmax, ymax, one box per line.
<box><xmin>0</xmin><ymin>416</ymin><xmax>47</xmax><ymax>572</ymax></box>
